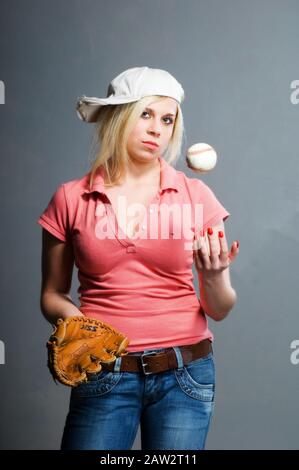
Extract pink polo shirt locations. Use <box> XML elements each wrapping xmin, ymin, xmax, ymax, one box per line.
<box><xmin>37</xmin><ymin>156</ymin><xmax>230</xmax><ymax>352</ymax></box>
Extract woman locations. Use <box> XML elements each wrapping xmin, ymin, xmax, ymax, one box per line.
<box><xmin>37</xmin><ymin>66</ymin><xmax>239</xmax><ymax>450</ymax></box>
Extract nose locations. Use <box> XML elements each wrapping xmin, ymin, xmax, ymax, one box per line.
<box><xmin>147</xmin><ymin>118</ymin><xmax>161</xmax><ymax>137</ymax></box>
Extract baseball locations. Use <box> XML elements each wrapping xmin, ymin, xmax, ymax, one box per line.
<box><xmin>186</xmin><ymin>143</ymin><xmax>217</xmax><ymax>173</ymax></box>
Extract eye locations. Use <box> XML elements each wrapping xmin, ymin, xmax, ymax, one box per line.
<box><xmin>164</xmin><ymin>117</ymin><xmax>174</xmax><ymax>125</ymax></box>
<box><xmin>141</xmin><ymin>111</ymin><xmax>174</xmax><ymax>125</ymax></box>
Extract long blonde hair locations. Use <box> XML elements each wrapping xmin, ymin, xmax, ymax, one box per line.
<box><xmin>87</xmin><ymin>95</ymin><xmax>185</xmax><ymax>189</ymax></box>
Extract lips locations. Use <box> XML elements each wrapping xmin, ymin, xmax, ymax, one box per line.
<box><xmin>142</xmin><ymin>141</ymin><xmax>159</xmax><ymax>149</ymax></box>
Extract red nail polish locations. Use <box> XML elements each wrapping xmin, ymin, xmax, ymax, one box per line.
<box><xmin>218</xmin><ymin>231</ymin><xmax>224</xmax><ymax>238</ymax></box>
<box><xmin>236</xmin><ymin>240</ymin><xmax>239</xmax><ymax>248</ymax></box>
<box><xmin>207</xmin><ymin>227</ymin><xmax>213</xmax><ymax>235</ymax></box>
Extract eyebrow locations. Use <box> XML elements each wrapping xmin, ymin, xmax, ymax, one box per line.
<box><xmin>144</xmin><ymin>107</ymin><xmax>176</xmax><ymax>117</ymax></box>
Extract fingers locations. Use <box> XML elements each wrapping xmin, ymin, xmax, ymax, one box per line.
<box><xmin>218</xmin><ymin>229</ymin><xmax>230</xmax><ymax>264</ymax></box>
<box><xmin>193</xmin><ymin>226</ymin><xmax>239</xmax><ymax>273</ymax></box>
<box><xmin>206</xmin><ymin>227</ymin><xmax>221</xmax><ymax>263</ymax></box>
<box><xmin>193</xmin><ymin>229</ymin><xmax>211</xmax><ymax>270</ymax></box>
<box><xmin>228</xmin><ymin>240</ymin><xmax>239</xmax><ymax>262</ymax></box>
<box><xmin>199</xmin><ymin>231</ymin><xmax>212</xmax><ymax>264</ymax></box>
<box><xmin>207</xmin><ymin>228</ymin><xmax>239</xmax><ymax>266</ymax></box>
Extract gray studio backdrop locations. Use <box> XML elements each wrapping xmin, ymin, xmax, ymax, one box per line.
<box><xmin>0</xmin><ymin>0</ymin><xmax>298</xmax><ymax>450</ymax></box>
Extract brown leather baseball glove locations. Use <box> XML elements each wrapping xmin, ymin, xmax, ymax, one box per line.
<box><xmin>47</xmin><ymin>316</ymin><xmax>130</xmax><ymax>387</ymax></box>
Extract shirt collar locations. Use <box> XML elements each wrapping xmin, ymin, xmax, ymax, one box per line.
<box><xmin>83</xmin><ymin>155</ymin><xmax>180</xmax><ymax>195</ymax></box>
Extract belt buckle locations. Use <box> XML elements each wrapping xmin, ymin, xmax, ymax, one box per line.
<box><xmin>140</xmin><ymin>351</ymin><xmax>157</xmax><ymax>375</ymax></box>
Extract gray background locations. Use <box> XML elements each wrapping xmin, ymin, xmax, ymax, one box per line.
<box><xmin>0</xmin><ymin>0</ymin><xmax>298</xmax><ymax>450</ymax></box>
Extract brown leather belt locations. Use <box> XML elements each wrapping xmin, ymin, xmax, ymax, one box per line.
<box><xmin>102</xmin><ymin>338</ymin><xmax>212</xmax><ymax>375</ymax></box>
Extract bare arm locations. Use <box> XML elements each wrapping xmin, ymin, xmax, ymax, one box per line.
<box><xmin>194</xmin><ymin>220</ymin><xmax>238</xmax><ymax>321</ymax></box>
<box><xmin>198</xmin><ymin>268</ymin><xmax>237</xmax><ymax>321</ymax></box>
<box><xmin>39</xmin><ymin>229</ymin><xmax>84</xmax><ymax>324</ymax></box>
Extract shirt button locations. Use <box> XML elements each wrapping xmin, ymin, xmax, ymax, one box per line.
<box><xmin>149</xmin><ymin>208</ymin><xmax>154</xmax><ymax>213</ymax></box>
<box><xmin>142</xmin><ymin>224</ymin><xmax>146</xmax><ymax>230</ymax></box>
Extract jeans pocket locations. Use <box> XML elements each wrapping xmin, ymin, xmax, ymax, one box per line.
<box><xmin>71</xmin><ymin>369</ymin><xmax>123</xmax><ymax>398</ymax></box>
<box><xmin>174</xmin><ymin>353</ymin><xmax>215</xmax><ymax>402</ymax></box>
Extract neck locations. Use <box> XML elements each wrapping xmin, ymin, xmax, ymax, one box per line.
<box><xmin>123</xmin><ymin>156</ymin><xmax>161</xmax><ymax>185</ymax></box>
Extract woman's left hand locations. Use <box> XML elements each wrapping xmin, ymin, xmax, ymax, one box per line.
<box><xmin>193</xmin><ymin>223</ymin><xmax>239</xmax><ymax>278</ymax></box>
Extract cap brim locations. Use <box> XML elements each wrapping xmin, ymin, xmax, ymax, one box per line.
<box><xmin>76</xmin><ymin>95</ymin><xmax>140</xmax><ymax>123</ymax></box>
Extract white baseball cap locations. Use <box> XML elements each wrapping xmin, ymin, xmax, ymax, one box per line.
<box><xmin>76</xmin><ymin>66</ymin><xmax>185</xmax><ymax>123</ymax></box>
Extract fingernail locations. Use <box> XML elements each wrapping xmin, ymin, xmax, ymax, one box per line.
<box><xmin>207</xmin><ymin>227</ymin><xmax>213</xmax><ymax>235</ymax></box>
<box><xmin>218</xmin><ymin>231</ymin><xmax>224</xmax><ymax>238</ymax></box>
<box><xmin>236</xmin><ymin>240</ymin><xmax>239</xmax><ymax>248</ymax></box>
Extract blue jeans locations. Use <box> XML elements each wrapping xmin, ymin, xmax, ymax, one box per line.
<box><xmin>60</xmin><ymin>346</ymin><xmax>216</xmax><ymax>450</ymax></box>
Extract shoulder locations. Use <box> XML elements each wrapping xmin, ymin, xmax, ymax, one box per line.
<box><xmin>173</xmin><ymin>168</ymin><xmax>215</xmax><ymax>200</ymax></box>
<box><xmin>45</xmin><ymin>173</ymin><xmax>90</xmax><ymax>218</ymax></box>
<box><xmin>173</xmin><ymin>168</ymin><xmax>231</xmax><ymax>228</ymax></box>
<box><xmin>58</xmin><ymin>173</ymin><xmax>90</xmax><ymax>200</ymax></box>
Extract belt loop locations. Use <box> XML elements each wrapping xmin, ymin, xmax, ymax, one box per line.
<box><xmin>113</xmin><ymin>356</ymin><xmax>122</xmax><ymax>373</ymax></box>
<box><xmin>172</xmin><ymin>346</ymin><xmax>184</xmax><ymax>370</ymax></box>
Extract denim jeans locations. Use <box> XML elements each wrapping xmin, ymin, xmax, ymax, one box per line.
<box><xmin>60</xmin><ymin>345</ymin><xmax>216</xmax><ymax>450</ymax></box>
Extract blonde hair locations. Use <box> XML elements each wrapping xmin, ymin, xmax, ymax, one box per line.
<box><xmin>87</xmin><ymin>95</ymin><xmax>185</xmax><ymax>189</ymax></box>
